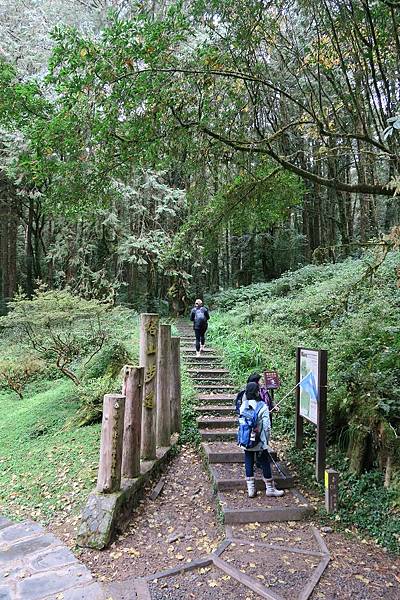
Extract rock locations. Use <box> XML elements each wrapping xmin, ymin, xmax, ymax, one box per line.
<box><xmin>321</xmin><ymin>526</ymin><xmax>333</xmax><ymax>533</ymax></box>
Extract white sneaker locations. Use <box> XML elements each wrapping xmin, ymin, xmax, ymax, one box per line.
<box><xmin>196</xmin><ymin>351</ymin><xmax>201</xmax><ymax>357</ymax></box>
<box><xmin>200</xmin><ymin>344</ymin><xmax>205</xmax><ymax>352</ymax></box>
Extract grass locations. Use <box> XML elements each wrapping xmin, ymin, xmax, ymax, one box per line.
<box><xmin>0</xmin><ymin>379</ymin><xmax>100</xmax><ymax>526</ymax></box>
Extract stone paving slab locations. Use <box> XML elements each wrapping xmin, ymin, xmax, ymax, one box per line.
<box><xmin>0</xmin><ymin>517</ymin><xmax>104</xmax><ymax>600</ymax></box>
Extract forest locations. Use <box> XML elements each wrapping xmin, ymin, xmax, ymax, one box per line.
<box><xmin>0</xmin><ymin>0</ymin><xmax>399</xmax><ymax>561</ymax></box>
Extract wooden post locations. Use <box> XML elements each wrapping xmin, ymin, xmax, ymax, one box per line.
<box><xmin>156</xmin><ymin>324</ymin><xmax>172</xmax><ymax>447</ymax></box>
<box><xmin>121</xmin><ymin>365</ymin><xmax>144</xmax><ymax>479</ymax></box>
<box><xmin>316</xmin><ymin>350</ymin><xmax>328</xmax><ymax>482</ymax></box>
<box><xmin>170</xmin><ymin>336</ymin><xmax>181</xmax><ymax>434</ymax></box>
<box><xmin>295</xmin><ymin>347</ymin><xmax>304</xmax><ymax>449</ymax></box>
<box><xmin>96</xmin><ymin>394</ymin><xmax>126</xmax><ymax>493</ymax></box>
<box><xmin>325</xmin><ymin>468</ymin><xmax>339</xmax><ymax>513</ymax></box>
<box><xmin>140</xmin><ymin>313</ymin><xmax>159</xmax><ymax>461</ymax></box>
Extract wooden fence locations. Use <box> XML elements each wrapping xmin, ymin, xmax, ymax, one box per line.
<box><xmin>96</xmin><ymin>314</ymin><xmax>181</xmax><ymax>494</ymax></box>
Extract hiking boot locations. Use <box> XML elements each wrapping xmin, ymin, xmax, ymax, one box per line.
<box><xmin>246</xmin><ymin>477</ymin><xmax>257</xmax><ymax>498</ymax></box>
<box><xmin>264</xmin><ymin>478</ymin><xmax>284</xmax><ymax>497</ymax></box>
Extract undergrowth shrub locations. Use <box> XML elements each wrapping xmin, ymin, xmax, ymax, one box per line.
<box><xmin>0</xmin><ymin>356</ymin><xmax>46</xmax><ymax>399</ymax></box>
<box><xmin>209</xmin><ymin>250</ymin><xmax>400</xmax><ymax>551</ymax></box>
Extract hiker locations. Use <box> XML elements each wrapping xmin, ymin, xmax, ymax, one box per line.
<box><xmin>238</xmin><ymin>382</ymin><xmax>284</xmax><ymax>498</ymax></box>
<box><xmin>235</xmin><ymin>372</ymin><xmax>277</xmax><ymax>420</ymax></box>
<box><xmin>250</xmin><ymin>372</ymin><xmax>278</xmax><ymax>422</ymax></box>
<box><xmin>190</xmin><ymin>298</ymin><xmax>210</xmax><ymax>357</ymax></box>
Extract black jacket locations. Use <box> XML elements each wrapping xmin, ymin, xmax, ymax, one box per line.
<box><xmin>190</xmin><ymin>306</ymin><xmax>210</xmax><ymax>330</ymax></box>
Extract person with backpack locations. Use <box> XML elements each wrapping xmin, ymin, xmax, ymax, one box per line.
<box><xmin>190</xmin><ymin>299</ymin><xmax>210</xmax><ymax>357</ymax></box>
<box><xmin>237</xmin><ymin>381</ymin><xmax>284</xmax><ymax>498</ymax></box>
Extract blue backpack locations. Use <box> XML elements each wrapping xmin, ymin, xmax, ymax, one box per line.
<box><xmin>237</xmin><ymin>401</ymin><xmax>264</xmax><ymax>449</ymax></box>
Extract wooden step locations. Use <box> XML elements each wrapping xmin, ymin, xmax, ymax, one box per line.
<box><xmin>209</xmin><ymin>462</ymin><xmax>294</xmax><ymax>491</ymax></box>
<box><xmin>199</xmin><ymin>428</ymin><xmax>237</xmax><ymax>441</ymax></box>
<box><xmin>188</xmin><ymin>368</ymin><xmax>230</xmax><ymax>375</ymax></box>
<box><xmin>195</xmin><ymin>405</ymin><xmax>235</xmax><ymax>415</ymax></box>
<box><xmin>192</xmin><ymin>377</ymin><xmax>231</xmax><ymax>384</ymax></box>
<box><xmin>197</xmin><ymin>416</ymin><xmax>237</xmax><ymax>429</ymax></box>
<box><xmin>197</xmin><ymin>394</ymin><xmax>236</xmax><ymax>403</ymax></box>
<box><xmin>219</xmin><ymin>489</ymin><xmax>314</xmax><ymax>524</ymax></box>
<box><xmin>185</xmin><ymin>359</ymin><xmax>221</xmax><ymax>365</ymax></box>
<box><xmin>201</xmin><ymin>442</ymin><xmax>278</xmax><ymax>463</ymax></box>
<box><xmin>181</xmin><ymin>348</ymin><xmax>216</xmax><ymax>354</ymax></box>
<box><xmin>194</xmin><ymin>385</ymin><xmax>235</xmax><ymax>391</ymax></box>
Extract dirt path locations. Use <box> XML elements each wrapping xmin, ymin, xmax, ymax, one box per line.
<box><xmin>54</xmin><ymin>323</ymin><xmax>400</xmax><ymax>599</ymax></box>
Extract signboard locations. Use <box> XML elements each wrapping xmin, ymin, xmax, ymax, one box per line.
<box><xmin>263</xmin><ymin>370</ymin><xmax>281</xmax><ymax>390</ymax></box>
<box><xmin>295</xmin><ymin>347</ymin><xmax>328</xmax><ymax>482</ymax></box>
<box><xmin>299</xmin><ymin>349</ymin><xmax>319</xmax><ymax>425</ymax></box>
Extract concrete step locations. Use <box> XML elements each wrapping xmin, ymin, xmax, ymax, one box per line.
<box><xmin>195</xmin><ymin>405</ymin><xmax>235</xmax><ymax>415</ymax></box>
<box><xmin>201</xmin><ymin>442</ymin><xmax>278</xmax><ymax>463</ymax></box>
<box><xmin>219</xmin><ymin>489</ymin><xmax>314</xmax><ymax>524</ymax></box>
<box><xmin>197</xmin><ymin>416</ymin><xmax>237</xmax><ymax>429</ymax></box>
<box><xmin>209</xmin><ymin>462</ymin><xmax>294</xmax><ymax>491</ymax></box>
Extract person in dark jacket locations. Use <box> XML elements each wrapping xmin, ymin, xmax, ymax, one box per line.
<box><xmin>190</xmin><ymin>299</ymin><xmax>210</xmax><ymax>356</ymax></box>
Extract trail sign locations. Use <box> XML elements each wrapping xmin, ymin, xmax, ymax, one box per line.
<box><xmin>263</xmin><ymin>370</ymin><xmax>281</xmax><ymax>389</ymax></box>
<box><xmin>295</xmin><ymin>347</ymin><xmax>327</xmax><ymax>482</ymax></box>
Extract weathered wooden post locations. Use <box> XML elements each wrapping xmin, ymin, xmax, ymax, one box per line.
<box><xmin>156</xmin><ymin>324</ymin><xmax>172</xmax><ymax>447</ymax></box>
<box><xmin>140</xmin><ymin>313</ymin><xmax>159</xmax><ymax>460</ymax></box>
<box><xmin>170</xmin><ymin>336</ymin><xmax>181</xmax><ymax>434</ymax></box>
<box><xmin>121</xmin><ymin>365</ymin><xmax>144</xmax><ymax>479</ymax></box>
<box><xmin>97</xmin><ymin>394</ymin><xmax>126</xmax><ymax>493</ymax></box>
<box><xmin>325</xmin><ymin>468</ymin><xmax>339</xmax><ymax>513</ymax></box>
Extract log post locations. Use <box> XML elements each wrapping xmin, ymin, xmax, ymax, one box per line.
<box><xmin>140</xmin><ymin>313</ymin><xmax>159</xmax><ymax>460</ymax></box>
<box><xmin>96</xmin><ymin>394</ymin><xmax>126</xmax><ymax>493</ymax></box>
<box><xmin>170</xmin><ymin>336</ymin><xmax>181</xmax><ymax>434</ymax></box>
<box><xmin>156</xmin><ymin>324</ymin><xmax>171</xmax><ymax>447</ymax></box>
<box><xmin>121</xmin><ymin>365</ymin><xmax>144</xmax><ymax>479</ymax></box>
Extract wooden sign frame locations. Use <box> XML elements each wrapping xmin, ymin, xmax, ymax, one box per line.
<box><xmin>295</xmin><ymin>347</ymin><xmax>328</xmax><ymax>482</ymax></box>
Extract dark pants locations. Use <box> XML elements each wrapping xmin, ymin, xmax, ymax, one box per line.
<box><xmin>194</xmin><ymin>327</ymin><xmax>207</xmax><ymax>351</ymax></box>
<box><xmin>244</xmin><ymin>450</ymin><xmax>272</xmax><ymax>479</ymax></box>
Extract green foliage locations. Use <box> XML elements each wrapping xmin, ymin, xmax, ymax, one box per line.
<box><xmin>286</xmin><ymin>442</ymin><xmax>400</xmax><ymax>554</ymax></box>
<box><xmin>69</xmin><ymin>374</ymin><xmax>118</xmax><ymax>428</ymax></box>
<box><xmin>0</xmin><ymin>288</ymin><xmax>110</xmax><ymax>385</ymax></box>
<box><xmin>179</xmin><ymin>368</ymin><xmax>201</xmax><ymax>445</ymax></box>
<box><xmin>212</xmin><ymin>262</ymin><xmax>342</xmax><ymax>311</ymax></box>
<box><xmin>209</xmin><ymin>250</ymin><xmax>400</xmax><ymax>550</ymax></box>
<box><xmin>82</xmin><ymin>341</ymin><xmax>132</xmax><ymax>381</ymax></box>
<box><xmin>0</xmin><ymin>356</ymin><xmax>46</xmax><ymax>399</ymax></box>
